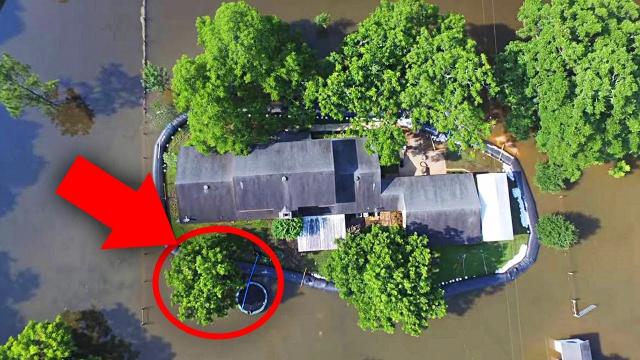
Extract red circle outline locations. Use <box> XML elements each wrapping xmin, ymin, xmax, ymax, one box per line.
<box><xmin>152</xmin><ymin>225</ymin><xmax>285</xmax><ymax>340</ymax></box>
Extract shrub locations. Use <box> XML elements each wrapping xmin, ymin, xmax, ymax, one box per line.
<box><xmin>536</xmin><ymin>214</ymin><xmax>579</xmax><ymax>250</ymax></box>
<box><xmin>608</xmin><ymin>160</ymin><xmax>631</xmax><ymax>178</ymax></box>
<box><xmin>314</xmin><ymin>12</ymin><xmax>332</xmax><ymax>29</ymax></box>
<box><xmin>534</xmin><ymin>161</ymin><xmax>567</xmax><ymax>193</ymax></box>
<box><xmin>271</xmin><ymin>218</ymin><xmax>303</xmax><ymax>240</ymax></box>
<box><xmin>142</xmin><ymin>61</ymin><xmax>170</xmax><ymax>92</ymax></box>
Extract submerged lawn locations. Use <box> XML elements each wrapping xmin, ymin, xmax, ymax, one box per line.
<box><xmin>432</xmin><ymin>233</ymin><xmax>529</xmax><ymax>284</ymax></box>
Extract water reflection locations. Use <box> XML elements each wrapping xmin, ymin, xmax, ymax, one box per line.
<box><xmin>0</xmin><ymin>251</ymin><xmax>40</xmax><ymax>343</ymax></box>
<box><xmin>62</xmin><ymin>63</ymin><xmax>142</xmax><ymax>116</ymax></box>
<box><xmin>0</xmin><ymin>0</ymin><xmax>25</xmax><ymax>46</ymax></box>
<box><xmin>0</xmin><ymin>109</ymin><xmax>45</xmax><ymax>218</ymax></box>
<box><xmin>50</xmin><ymin>88</ymin><xmax>95</xmax><ymax>136</ymax></box>
<box><xmin>103</xmin><ymin>303</ymin><xmax>175</xmax><ymax>360</ymax></box>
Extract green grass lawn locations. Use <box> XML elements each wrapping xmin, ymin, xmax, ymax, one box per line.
<box><xmin>432</xmin><ymin>233</ymin><xmax>529</xmax><ymax>284</ymax></box>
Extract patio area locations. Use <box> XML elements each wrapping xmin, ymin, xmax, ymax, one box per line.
<box><xmin>399</xmin><ymin>131</ymin><xmax>447</xmax><ymax>176</ymax></box>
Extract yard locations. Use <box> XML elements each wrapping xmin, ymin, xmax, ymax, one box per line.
<box><xmin>432</xmin><ymin>233</ymin><xmax>529</xmax><ymax>284</ymax></box>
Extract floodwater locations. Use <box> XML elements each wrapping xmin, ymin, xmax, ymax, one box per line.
<box><xmin>1</xmin><ymin>0</ymin><xmax>639</xmax><ymax>359</ymax></box>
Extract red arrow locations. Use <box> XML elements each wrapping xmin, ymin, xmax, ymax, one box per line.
<box><xmin>56</xmin><ymin>155</ymin><xmax>177</xmax><ymax>249</ymax></box>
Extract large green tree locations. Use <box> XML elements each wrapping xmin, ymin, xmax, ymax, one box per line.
<box><xmin>0</xmin><ymin>316</ymin><xmax>75</xmax><ymax>360</ymax></box>
<box><xmin>323</xmin><ymin>225</ymin><xmax>446</xmax><ymax>336</ymax></box>
<box><xmin>306</xmin><ymin>0</ymin><xmax>495</xmax><ymax>165</ymax></box>
<box><xmin>165</xmin><ymin>234</ymin><xmax>244</xmax><ymax>326</ymax></box>
<box><xmin>172</xmin><ymin>1</ymin><xmax>316</xmax><ymax>155</ymax></box>
<box><xmin>0</xmin><ymin>53</ymin><xmax>58</xmax><ymax>118</ymax></box>
<box><xmin>497</xmin><ymin>0</ymin><xmax>640</xmax><ymax>191</ymax></box>
<box><xmin>0</xmin><ymin>310</ymin><xmax>138</xmax><ymax>360</ymax></box>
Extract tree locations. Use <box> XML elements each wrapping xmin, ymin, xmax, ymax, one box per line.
<box><xmin>165</xmin><ymin>234</ymin><xmax>244</xmax><ymax>325</ymax></box>
<box><xmin>59</xmin><ymin>309</ymin><xmax>138</xmax><ymax>359</ymax></box>
<box><xmin>536</xmin><ymin>214</ymin><xmax>579</xmax><ymax>250</ymax></box>
<box><xmin>172</xmin><ymin>1</ymin><xmax>316</xmax><ymax>155</ymax></box>
<box><xmin>314</xmin><ymin>12</ymin><xmax>332</xmax><ymax>29</ymax></box>
<box><xmin>0</xmin><ymin>316</ymin><xmax>75</xmax><ymax>359</ymax></box>
<box><xmin>271</xmin><ymin>218</ymin><xmax>303</xmax><ymax>240</ymax></box>
<box><xmin>534</xmin><ymin>161</ymin><xmax>567</xmax><ymax>193</ymax></box>
<box><xmin>496</xmin><ymin>0</ymin><xmax>640</xmax><ymax>191</ymax></box>
<box><xmin>0</xmin><ymin>53</ymin><xmax>96</xmax><ymax>136</ymax></box>
<box><xmin>402</xmin><ymin>13</ymin><xmax>496</xmax><ymax>153</ymax></box>
<box><xmin>141</xmin><ymin>61</ymin><xmax>170</xmax><ymax>92</ymax></box>
<box><xmin>306</xmin><ymin>0</ymin><xmax>495</xmax><ymax>165</ymax></box>
<box><xmin>323</xmin><ymin>225</ymin><xmax>446</xmax><ymax>336</ymax></box>
<box><xmin>0</xmin><ymin>310</ymin><xmax>138</xmax><ymax>360</ymax></box>
<box><xmin>0</xmin><ymin>53</ymin><xmax>58</xmax><ymax>118</ymax></box>
<box><xmin>608</xmin><ymin>160</ymin><xmax>631</xmax><ymax>178</ymax></box>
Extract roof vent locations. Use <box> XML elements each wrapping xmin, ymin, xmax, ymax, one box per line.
<box><xmin>355</xmin><ymin>175</ymin><xmax>361</xmax><ymax>182</ymax></box>
<box><xmin>281</xmin><ymin>176</ymin><xmax>288</xmax><ymax>182</ymax></box>
<box><xmin>203</xmin><ymin>184</ymin><xmax>210</xmax><ymax>193</ymax></box>
<box><xmin>279</xmin><ymin>207</ymin><xmax>292</xmax><ymax>219</ymax></box>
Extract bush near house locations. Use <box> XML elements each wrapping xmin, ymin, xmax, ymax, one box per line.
<box><xmin>271</xmin><ymin>218</ymin><xmax>303</xmax><ymax>240</ymax></box>
<box><xmin>536</xmin><ymin>214</ymin><xmax>579</xmax><ymax>250</ymax></box>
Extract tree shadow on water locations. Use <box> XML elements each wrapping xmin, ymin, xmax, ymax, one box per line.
<box><xmin>445</xmin><ymin>283</ymin><xmax>505</xmax><ymax>316</ymax></box>
<box><xmin>559</xmin><ymin>212</ymin><xmax>601</xmax><ymax>242</ymax></box>
<box><xmin>61</xmin><ymin>63</ymin><xmax>142</xmax><ymax>117</ymax></box>
<box><xmin>0</xmin><ymin>109</ymin><xmax>46</xmax><ymax>218</ymax></box>
<box><xmin>0</xmin><ymin>0</ymin><xmax>25</xmax><ymax>46</ymax></box>
<box><xmin>0</xmin><ymin>251</ymin><xmax>40</xmax><ymax>343</ymax></box>
<box><xmin>290</xmin><ymin>18</ymin><xmax>355</xmax><ymax>59</ymax></box>
<box><xmin>465</xmin><ymin>23</ymin><xmax>517</xmax><ymax>61</ymax></box>
<box><xmin>102</xmin><ymin>303</ymin><xmax>175</xmax><ymax>360</ymax></box>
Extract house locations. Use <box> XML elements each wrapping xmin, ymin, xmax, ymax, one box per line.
<box><xmin>175</xmin><ymin>137</ymin><xmax>381</xmax><ymax>222</ymax></box>
<box><xmin>175</xmin><ymin>137</ymin><xmax>513</xmax><ymax>250</ymax></box>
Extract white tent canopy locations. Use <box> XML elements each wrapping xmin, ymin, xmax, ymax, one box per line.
<box><xmin>476</xmin><ymin>173</ymin><xmax>514</xmax><ymax>242</ymax></box>
<box><xmin>297</xmin><ymin>214</ymin><xmax>346</xmax><ymax>252</ymax></box>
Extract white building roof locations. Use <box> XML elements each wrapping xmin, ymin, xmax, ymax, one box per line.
<box><xmin>476</xmin><ymin>173</ymin><xmax>514</xmax><ymax>242</ymax></box>
<box><xmin>553</xmin><ymin>339</ymin><xmax>593</xmax><ymax>360</ymax></box>
<box><xmin>297</xmin><ymin>215</ymin><xmax>346</xmax><ymax>252</ymax></box>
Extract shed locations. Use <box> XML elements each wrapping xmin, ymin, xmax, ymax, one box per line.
<box><xmin>553</xmin><ymin>339</ymin><xmax>593</xmax><ymax>360</ymax></box>
<box><xmin>297</xmin><ymin>215</ymin><xmax>346</xmax><ymax>252</ymax></box>
<box><xmin>476</xmin><ymin>173</ymin><xmax>514</xmax><ymax>241</ymax></box>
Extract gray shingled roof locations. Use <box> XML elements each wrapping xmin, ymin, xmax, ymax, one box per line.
<box><xmin>176</xmin><ymin>138</ymin><xmax>483</xmax><ymax>245</ymax></box>
<box><xmin>381</xmin><ymin>174</ymin><xmax>482</xmax><ymax>245</ymax></box>
<box><xmin>176</xmin><ymin>137</ymin><xmax>381</xmax><ymax>222</ymax></box>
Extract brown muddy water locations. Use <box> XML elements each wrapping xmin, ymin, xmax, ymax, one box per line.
<box><xmin>1</xmin><ymin>0</ymin><xmax>639</xmax><ymax>359</ymax></box>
